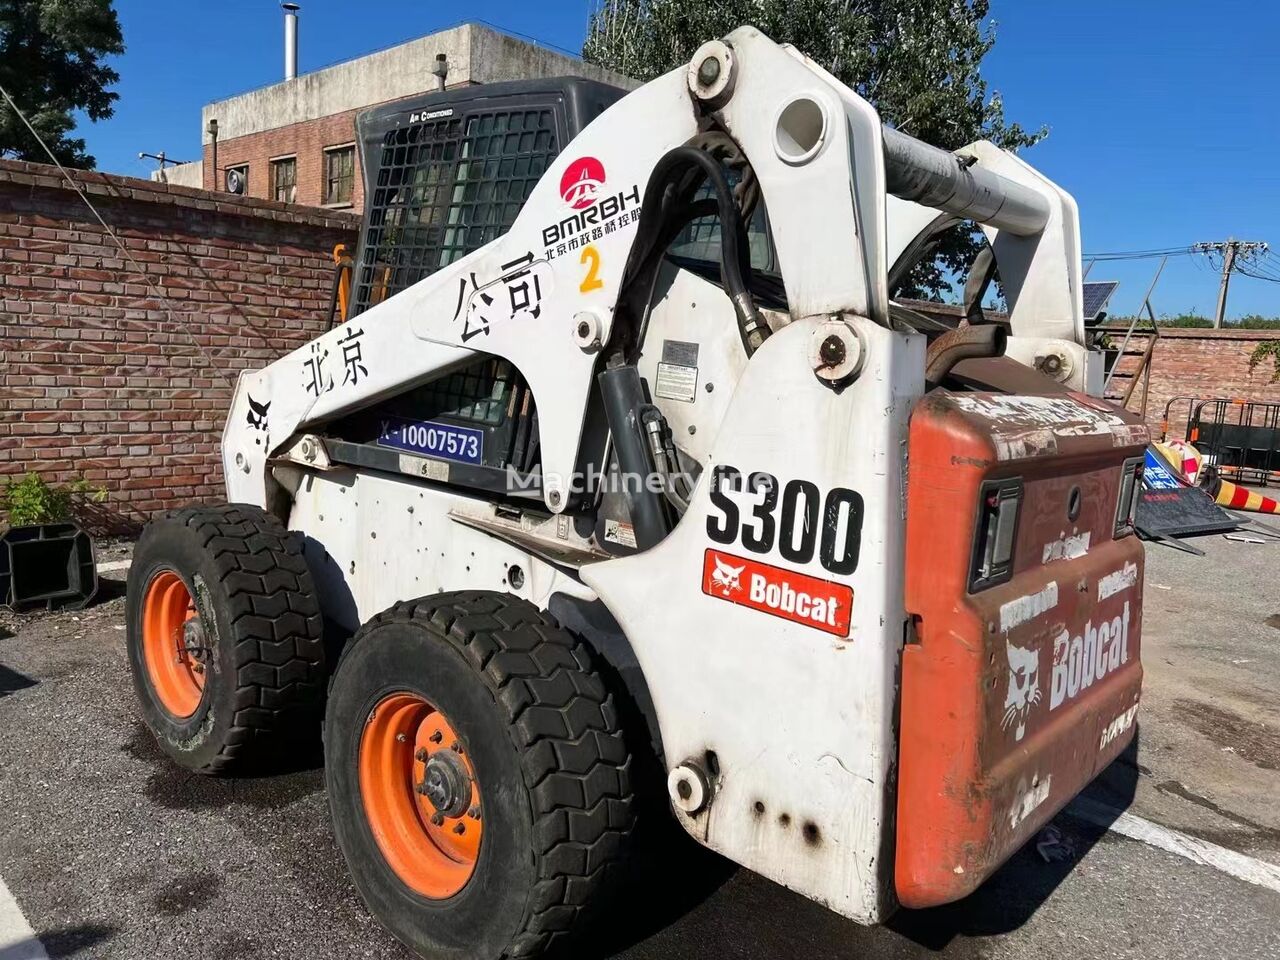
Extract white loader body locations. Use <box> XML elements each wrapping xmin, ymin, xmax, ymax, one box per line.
<box><xmin>218</xmin><ymin>27</ymin><xmax>1112</xmax><ymax>923</ymax></box>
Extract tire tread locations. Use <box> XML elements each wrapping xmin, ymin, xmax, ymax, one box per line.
<box><xmin>344</xmin><ymin>591</ymin><xmax>633</xmax><ymax>958</ymax></box>
<box><xmin>152</xmin><ymin>503</ymin><xmax>325</xmax><ymax>774</ymax></box>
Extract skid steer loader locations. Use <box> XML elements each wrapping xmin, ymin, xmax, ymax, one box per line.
<box><xmin>126</xmin><ymin>26</ymin><xmax>1147</xmax><ymax>959</ymax></box>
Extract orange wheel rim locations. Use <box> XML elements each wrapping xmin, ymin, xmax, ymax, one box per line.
<box><xmin>359</xmin><ymin>693</ymin><xmax>482</xmax><ymax>899</ymax></box>
<box><xmin>141</xmin><ymin>570</ymin><xmax>206</xmax><ymax>719</ymax></box>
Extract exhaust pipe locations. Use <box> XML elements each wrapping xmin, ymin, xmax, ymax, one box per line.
<box><xmin>282</xmin><ymin>3</ymin><xmax>300</xmax><ymax>81</ymax></box>
<box><xmin>925</xmin><ymin>324</ymin><xmax>1007</xmax><ymax>387</ymax></box>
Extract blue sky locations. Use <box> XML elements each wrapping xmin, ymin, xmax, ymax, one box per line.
<box><xmin>82</xmin><ymin>1</ymin><xmax>1280</xmax><ymax>319</ymax></box>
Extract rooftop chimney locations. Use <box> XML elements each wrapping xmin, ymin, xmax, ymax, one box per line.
<box><xmin>282</xmin><ymin>3</ymin><xmax>300</xmax><ymax>81</ymax></box>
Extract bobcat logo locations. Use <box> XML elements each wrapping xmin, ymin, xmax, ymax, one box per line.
<box><xmin>1002</xmin><ymin>641</ymin><xmax>1041</xmax><ymax>741</ymax></box>
<box><xmin>709</xmin><ymin>556</ymin><xmax>745</xmax><ymax>597</ymax></box>
<box><xmin>246</xmin><ymin>395</ymin><xmax>270</xmax><ymax>431</ymax></box>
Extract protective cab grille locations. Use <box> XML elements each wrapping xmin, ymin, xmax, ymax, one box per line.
<box><xmin>351</xmin><ymin>108</ymin><xmax>559</xmax><ymax>315</ymax></box>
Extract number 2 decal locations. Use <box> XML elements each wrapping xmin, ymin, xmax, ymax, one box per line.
<box><xmin>706</xmin><ymin>465</ymin><xmax>863</xmax><ymax>575</ymax></box>
<box><xmin>579</xmin><ymin>244</ymin><xmax>603</xmax><ymax>293</ymax></box>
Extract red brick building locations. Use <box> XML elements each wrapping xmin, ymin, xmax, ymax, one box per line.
<box><xmin>175</xmin><ymin>22</ymin><xmax>632</xmax><ymax>214</ymax></box>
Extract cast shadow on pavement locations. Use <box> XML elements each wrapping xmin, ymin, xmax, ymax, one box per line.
<box><xmin>888</xmin><ymin>729</ymin><xmax>1142</xmax><ymax>950</ymax></box>
<box><xmin>0</xmin><ymin>924</ymin><xmax>118</xmax><ymax>960</ymax></box>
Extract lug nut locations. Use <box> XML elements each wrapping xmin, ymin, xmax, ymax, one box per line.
<box><xmin>395</xmin><ymin>733</ymin><xmax>407</xmax><ymax>743</ymax></box>
<box><xmin>468</xmin><ymin>805</ymin><xmax>481</xmax><ymax>820</ymax></box>
<box><xmin>819</xmin><ymin>335</ymin><xmax>846</xmax><ymax>366</ymax></box>
<box><xmin>429</xmin><ymin>730</ymin><xmax>443</xmax><ymax>744</ymax></box>
<box><xmin>450</xmin><ymin>741</ymin><xmax>463</xmax><ymax>754</ymax></box>
<box><xmin>697</xmin><ymin>56</ymin><xmax>721</xmax><ymax>87</ymax></box>
<box><xmin>453</xmin><ymin>822</ymin><xmax>466</xmax><ymax>835</ymax></box>
<box><xmin>415</xmin><ymin>748</ymin><xmax>428</xmax><ymax>762</ymax></box>
<box><xmin>431</xmin><ymin>812</ymin><xmax>445</xmax><ymax>826</ymax></box>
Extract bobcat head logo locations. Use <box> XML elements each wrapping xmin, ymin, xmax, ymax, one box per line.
<box><xmin>710</xmin><ymin>556</ymin><xmax>745</xmax><ymax>597</ymax></box>
<box><xmin>246</xmin><ymin>395</ymin><xmax>271</xmax><ymax>431</ymax></box>
<box><xmin>1002</xmin><ymin>641</ymin><xmax>1041</xmax><ymax>741</ymax></box>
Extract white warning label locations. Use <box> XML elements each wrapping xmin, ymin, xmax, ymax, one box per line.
<box><xmin>655</xmin><ymin>362</ymin><xmax>698</xmax><ymax>402</ymax></box>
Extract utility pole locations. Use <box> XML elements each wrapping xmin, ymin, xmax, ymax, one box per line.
<box><xmin>1193</xmin><ymin>238</ymin><xmax>1269</xmax><ymax>327</ymax></box>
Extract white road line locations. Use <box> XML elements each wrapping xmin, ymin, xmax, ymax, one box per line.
<box><xmin>0</xmin><ymin>877</ymin><xmax>48</xmax><ymax>960</ymax></box>
<box><xmin>1067</xmin><ymin>796</ymin><xmax>1280</xmax><ymax>895</ymax></box>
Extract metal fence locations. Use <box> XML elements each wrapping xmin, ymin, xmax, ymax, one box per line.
<box><xmin>1162</xmin><ymin>396</ymin><xmax>1280</xmax><ymax>488</ymax></box>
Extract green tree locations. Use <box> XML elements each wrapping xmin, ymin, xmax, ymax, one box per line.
<box><xmin>582</xmin><ymin>0</ymin><xmax>1045</xmax><ymax>298</ymax></box>
<box><xmin>1235</xmin><ymin>314</ymin><xmax>1280</xmax><ymax>330</ymax></box>
<box><xmin>0</xmin><ymin>0</ymin><xmax>124</xmax><ymax>169</ymax></box>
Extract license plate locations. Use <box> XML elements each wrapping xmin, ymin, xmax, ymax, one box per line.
<box><xmin>377</xmin><ymin>418</ymin><xmax>484</xmax><ymax>465</ymax></box>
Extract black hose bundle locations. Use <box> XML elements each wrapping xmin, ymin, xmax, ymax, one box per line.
<box><xmin>612</xmin><ymin>136</ymin><xmax>769</xmax><ymax>362</ymax></box>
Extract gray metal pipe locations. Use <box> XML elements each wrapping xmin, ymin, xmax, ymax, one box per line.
<box><xmin>881</xmin><ymin>127</ymin><xmax>1051</xmax><ymax>237</ymax></box>
<box><xmin>283</xmin><ymin>3</ymin><xmax>299</xmax><ymax>81</ymax></box>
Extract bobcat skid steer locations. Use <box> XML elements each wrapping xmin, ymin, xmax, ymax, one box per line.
<box><xmin>126</xmin><ymin>26</ymin><xmax>1147</xmax><ymax>960</ymax></box>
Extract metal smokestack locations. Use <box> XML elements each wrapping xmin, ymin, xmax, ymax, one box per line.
<box><xmin>282</xmin><ymin>3</ymin><xmax>300</xmax><ymax>81</ymax></box>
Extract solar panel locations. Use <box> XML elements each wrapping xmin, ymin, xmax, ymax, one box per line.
<box><xmin>1082</xmin><ymin>280</ymin><xmax>1120</xmax><ymax>321</ymax></box>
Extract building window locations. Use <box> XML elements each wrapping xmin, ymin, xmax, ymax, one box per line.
<box><xmin>270</xmin><ymin>157</ymin><xmax>297</xmax><ymax>203</ymax></box>
<box><xmin>225</xmin><ymin>164</ymin><xmax>249</xmax><ymax>195</ymax></box>
<box><xmin>324</xmin><ymin>145</ymin><xmax>355</xmax><ymax>205</ymax></box>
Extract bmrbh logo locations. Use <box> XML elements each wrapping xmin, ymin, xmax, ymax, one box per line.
<box><xmin>560</xmin><ymin>157</ymin><xmax>605</xmax><ymax>209</ymax></box>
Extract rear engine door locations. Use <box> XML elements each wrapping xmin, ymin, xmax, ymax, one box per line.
<box><xmin>896</xmin><ymin>391</ymin><xmax>1147</xmax><ymax>908</ymax></box>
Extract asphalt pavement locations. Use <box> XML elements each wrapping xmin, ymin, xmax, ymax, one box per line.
<box><xmin>0</xmin><ymin>534</ymin><xmax>1278</xmax><ymax>960</ymax></box>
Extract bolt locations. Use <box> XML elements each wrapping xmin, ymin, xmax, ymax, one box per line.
<box><xmin>697</xmin><ymin>56</ymin><xmax>721</xmax><ymax>87</ymax></box>
<box><xmin>453</xmin><ymin>822</ymin><xmax>466</xmax><ymax>835</ymax></box>
<box><xmin>431</xmin><ymin>812</ymin><xmax>445</xmax><ymax>826</ymax></box>
<box><xmin>416</xmin><ymin>782</ymin><xmax>430</xmax><ymax>795</ymax></box>
<box><xmin>577</xmin><ymin>321</ymin><xmax>591</xmax><ymax>338</ymax></box>
<box><xmin>468</xmin><ymin>805</ymin><xmax>481</xmax><ymax>820</ymax></box>
<box><xmin>429</xmin><ymin>730</ymin><xmax>443</xmax><ymax>744</ymax></box>
<box><xmin>450</xmin><ymin>741</ymin><xmax>463</xmax><ymax>754</ymax></box>
<box><xmin>395</xmin><ymin>732</ymin><xmax>407</xmax><ymax>743</ymax></box>
<box><xmin>819</xmin><ymin>335</ymin><xmax>846</xmax><ymax>366</ymax></box>
<box><xmin>415</xmin><ymin>748</ymin><xmax>429</xmax><ymax>762</ymax></box>
<box><xmin>548</xmin><ymin>490</ymin><xmax>562</xmax><ymax>507</ymax></box>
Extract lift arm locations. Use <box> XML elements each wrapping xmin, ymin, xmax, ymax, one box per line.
<box><xmin>224</xmin><ymin>27</ymin><xmax>1090</xmax><ymax>513</ymax></box>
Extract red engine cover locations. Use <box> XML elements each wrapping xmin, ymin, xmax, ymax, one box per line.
<box><xmin>896</xmin><ymin>391</ymin><xmax>1146</xmax><ymax>908</ymax></box>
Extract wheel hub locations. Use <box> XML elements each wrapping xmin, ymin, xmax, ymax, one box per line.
<box><xmin>181</xmin><ymin>617</ymin><xmax>209</xmax><ymax>668</ymax></box>
<box><xmin>141</xmin><ymin>570</ymin><xmax>207</xmax><ymax>719</ymax></box>
<box><xmin>420</xmin><ymin>751</ymin><xmax>471</xmax><ymax>818</ymax></box>
<box><xmin>359</xmin><ymin>693</ymin><xmax>483</xmax><ymax>899</ymax></box>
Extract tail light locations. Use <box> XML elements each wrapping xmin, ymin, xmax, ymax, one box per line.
<box><xmin>1114</xmin><ymin>457</ymin><xmax>1143</xmax><ymax>536</ymax></box>
<box><xmin>969</xmin><ymin>478</ymin><xmax>1022</xmax><ymax>591</ymax></box>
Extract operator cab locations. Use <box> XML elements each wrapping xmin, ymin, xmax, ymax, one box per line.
<box><xmin>324</xmin><ymin>78</ymin><xmax>626</xmax><ymax>504</ymax></box>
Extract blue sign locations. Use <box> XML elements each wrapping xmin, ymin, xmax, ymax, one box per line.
<box><xmin>1143</xmin><ymin>448</ymin><xmax>1183</xmax><ymax>491</ymax></box>
<box><xmin>378</xmin><ymin>418</ymin><xmax>484</xmax><ymax>465</ymax></box>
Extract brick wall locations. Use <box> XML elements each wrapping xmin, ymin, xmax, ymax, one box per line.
<box><xmin>0</xmin><ymin>158</ymin><xmax>359</xmax><ymax>532</ymax></box>
<box><xmin>205</xmin><ymin>107</ymin><xmax>367</xmax><ymax>211</ymax></box>
<box><xmin>1106</xmin><ymin>326</ymin><xmax>1280</xmax><ymax>436</ymax></box>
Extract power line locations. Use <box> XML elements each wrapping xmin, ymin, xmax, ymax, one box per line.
<box><xmin>1083</xmin><ymin>246</ymin><xmax>1196</xmax><ymax>261</ymax></box>
<box><xmin>1236</xmin><ymin>262</ymin><xmax>1280</xmax><ymax>285</ymax></box>
<box><xmin>0</xmin><ymin>81</ymin><xmax>231</xmax><ymax>385</ymax></box>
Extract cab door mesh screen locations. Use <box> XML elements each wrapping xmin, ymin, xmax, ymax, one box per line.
<box><xmin>352</xmin><ymin>108</ymin><xmax>558</xmax><ymax>316</ymax></box>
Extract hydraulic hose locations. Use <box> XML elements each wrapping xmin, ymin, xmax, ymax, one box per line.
<box><xmin>616</xmin><ymin>143</ymin><xmax>769</xmax><ymax>360</ymax></box>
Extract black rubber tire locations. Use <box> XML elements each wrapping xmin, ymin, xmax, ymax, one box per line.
<box><xmin>325</xmin><ymin>591</ymin><xmax>634</xmax><ymax>960</ymax></box>
<box><xmin>126</xmin><ymin>503</ymin><xmax>326</xmax><ymax>774</ymax></box>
